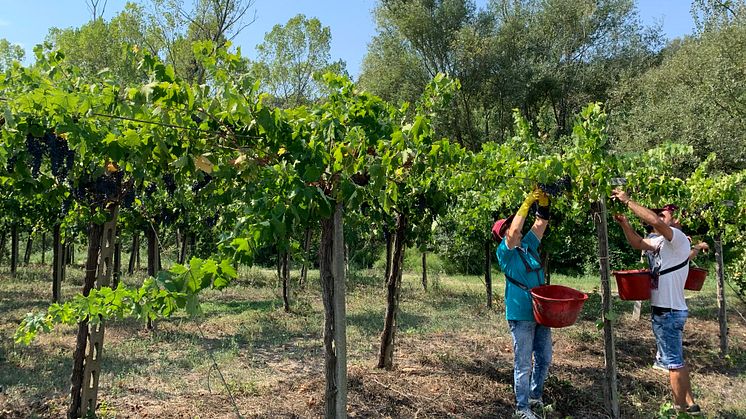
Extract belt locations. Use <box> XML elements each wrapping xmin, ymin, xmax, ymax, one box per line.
<box><xmin>651</xmin><ymin>306</ymin><xmax>684</xmax><ymax>316</ymax></box>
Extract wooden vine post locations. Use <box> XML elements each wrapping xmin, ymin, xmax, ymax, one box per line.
<box><xmin>52</xmin><ymin>223</ymin><xmax>65</xmax><ymax>303</ymax></box>
<box><xmin>714</xmin><ymin>232</ymin><xmax>728</xmax><ymax>356</ymax></box>
<box><xmin>592</xmin><ymin>198</ymin><xmax>620</xmax><ymax>419</ymax></box>
<box><xmin>69</xmin><ymin>205</ymin><xmax>119</xmax><ymax>418</ymax></box>
<box><xmin>421</xmin><ymin>251</ymin><xmax>427</xmax><ymax>291</ymax></box>
<box><xmin>113</xmin><ymin>236</ymin><xmax>121</xmax><ymax>289</ymax></box>
<box><xmin>485</xmin><ymin>239</ymin><xmax>493</xmax><ymax>308</ymax></box>
<box><xmin>10</xmin><ymin>223</ymin><xmax>18</xmax><ymax>276</ymax></box>
<box><xmin>332</xmin><ymin>202</ymin><xmax>348</xmax><ymax>418</ymax></box>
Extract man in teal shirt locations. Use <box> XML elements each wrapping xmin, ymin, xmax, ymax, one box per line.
<box><xmin>492</xmin><ymin>188</ymin><xmax>551</xmax><ymax>419</ymax></box>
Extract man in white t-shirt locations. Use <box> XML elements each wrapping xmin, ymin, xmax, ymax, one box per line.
<box><xmin>643</xmin><ymin>204</ymin><xmax>708</xmax><ymax>373</ymax></box>
<box><xmin>611</xmin><ymin>189</ymin><xmax>701</xmax><ymax>416</ymax></box>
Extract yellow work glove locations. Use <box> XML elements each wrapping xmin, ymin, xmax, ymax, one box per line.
<box><xmin>517</xmin><ymin>189</ymin><xmax>541</xmax><ymax>217</ymax></box>
<box><xmin>536</xmin><ymin>189</ymin><xmax>549</xmax><ymax>207</ymax></box>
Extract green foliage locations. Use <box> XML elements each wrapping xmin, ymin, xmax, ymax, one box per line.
<box><xmin>655</xmin><ymin>402</ymin><xmax>695</xmax><ymax>419</ymax></box>
<box><xmin>361</xmin><ymin>0</ymin><xmax>660</xmax><ymax>148</ymax></box>
<box><xmin>726</xmin><ymin>235</ymin><xmax>746</xmax><ymax>298</ymax></box>
<box><xmin>0</xmin><ymin>39</ymin><xmax>25</xmax><ymax>72</ymax></box>
<box><xmin>15</xmin><ymin>256</ymin><xmax>236</xmax><ymax>344</ymax></box>
<box><xmin>610</xmin><ymin>15</ymin><xmax>746</xmax><ymax>172</ymax></box>
<box><xmin>253</xmin><ymin>14</ymin><xmax>346</xmax><ymax>108</ymax></box>
<box><xmin>45</xmin><ymin>7</ymin><xmax>149</xmax><ymax>86</ymax></box>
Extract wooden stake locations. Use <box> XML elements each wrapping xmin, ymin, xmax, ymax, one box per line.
<box><xmin>421</xmin><ymin>251</ymin><xmax>428</xmax><ymax>291</ymax></box>
<box><xmin>714</xmin><ymin>234</ymin><xmax>728</xmax><ymax>356</ymax></box>
<box><xmin>52</xmin><ymin>224</ymin><xmax>64</xmax><ymax>303</ymax></box>
<box><xmin>593</xmin><ymin>199</ymin><xmax>619</xmax><ymax>419</ymax></box>
<box><xmin>332</xmin><ymin>203</ymin><xmax>347</xmax><ymax>419</ymax></box>
<box><xmin>78</xmin><ymin>207</ymin><xmax>118</xmax><ymax>417</ymax></box>
<box><xmin>485</xmin><ymin>239</ymin><xmax>492</xmax><ymax>308</ymax></box>
<box><xmin>10</xmin><ymin>224</ymin><xmax>18</xmax><ymax>276</ymax></box>
<box><xmin>631</xmin><ymin>301</ymin><xmax>642</xmax><ymax>321</ymax></box>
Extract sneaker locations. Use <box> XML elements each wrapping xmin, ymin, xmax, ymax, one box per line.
<box><xmin>513</xmin><ymin>409</ymin><xmax>540</xmax><ymax>419</ymax></box>
<box><xmin>685</xmin><ymin>404</ymin><xmax>702</xmax><ymax>416</ymax></box>
<box><xmin>652</xmin><ymin>361</ymin><xmax>667</xmax><ymax>372</ymax></box>
<box><xmin>529</xmin><ymin>398</ymin><xmax>544</xmax><ymax>411</ymax></box>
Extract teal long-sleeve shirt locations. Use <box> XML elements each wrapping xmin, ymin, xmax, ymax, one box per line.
<box><xmin>496</xmin><ymin>230</ymin><xmax>544</xmax><ymax>321</ymax></box>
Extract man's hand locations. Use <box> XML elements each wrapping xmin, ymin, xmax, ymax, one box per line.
<box><xmin>611</xmin><ymin>188</ymin><xmax>630</xmax><ymax>205</ymax></box>
<box><xmin>613</xmin><ymin>214</ymin><xmax>630</xmax><ymax>226</ymax></box>
<box><xmin>693</xmin><ymin>242</ymin><xmax>709</xmax><ymax>253</ymax></box>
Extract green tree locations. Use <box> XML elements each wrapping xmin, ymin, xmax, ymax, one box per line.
<box><xmin>692</xmin><ymin>0</ymin><xmax>746</xmax><ymax>33</ymax></box>
<box><xmin>45</xmin><ymin>3</ymin><xmax>154</xmax><ymax>85</ymax></box>
<box><xmin>146</xmin><ymin>0</ymin><xmax>256</xmax><ymax>83</ymax></box>
<box><xmin>487</xmin><ymin>0</ymin><xmax>659</xmax><ymax>139</ymax></box>
<box><xmin>609</xmin><ymin>15</ymin><xmax>746</xmax><ymax>172</ymax></box>
<box><xmin>0</xmin><ymin>39</ymin><xmax>25</xmax><ymax>71</ymax></box>
<box><xmin>252</xmin><ymin>14</ymin><xmax>346</xmax><ymax>108</ymax></box>
<box><xmin>360</xmin><ymin>0</ymin><xmax>487</xmax><ymax>148</ymax></box>
<box><xmin>360</xmin><ymin>0</ymin><xmax>658</xmax><ymax>148</ymax></box>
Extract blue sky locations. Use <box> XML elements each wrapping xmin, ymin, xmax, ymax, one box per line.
<box><xmin>0</xmin><ymin>0</ymin><xmax>694</xmax><ymax>78</ymax></box>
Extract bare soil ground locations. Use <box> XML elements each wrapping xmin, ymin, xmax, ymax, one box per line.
<box><xmin>1</xmin><ymin>265</ymin><xmax>745</xmax><ymax>418</ymax></box>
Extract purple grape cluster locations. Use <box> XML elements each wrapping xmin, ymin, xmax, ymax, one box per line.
<box><xmin>60</xmin><ymin>198</ymin><xmax>73</xmax><ymax>216</ymax></box>
<box><xmin>158</xmin><ymin>207</ymin><xmax>177</xmax><ymax>226</ymax></box>
<box><xmin>205</xmin><ymin>214</ymin><xmax>218</xmax><ymax>228</ymax></box>
<box><xmin>6</xmin><ymin>155</ymin><xmax>17</xmax><ymax>172</ymax></box>
<box><xmin>162</xmin><ymin>173</ymin><xmax>176</xmax><ymax>196</ymax></box>
<box><xmin>145</xmin><ymin>182</ymin><xmax>157</xmax><ymax>197</ymax></box>
<box><xmin>122</xmin><ymin>188</ymin><xmax>136</xmax><ymax>209</ymax></box>
<box><xmin>26</xmin><ymin>134</ymin><xmax>46</xmax><ymax>178</ymax></box>
<box><xmin>72</xmin><ymin>172</ymin><xmax>123</xmax><ymax>206</ymax></box>
<box><xmin>46</xmin><ymin>132</ymin><xmax>74</xmax><ymax>180</ymax></box>
<box><xmin>17</xmin><ymin>131</ymin><xmax>76</xmax><ymax>180</ymax></box>
<box><xmin>539</xmin><ymin>175</ymin><xmax>572</xmax><ymax>197</ymax></box>
<box><xmin>192</xmin><ymin>173</ymin><xmax>212</xmax><ymax>193</ymax></box>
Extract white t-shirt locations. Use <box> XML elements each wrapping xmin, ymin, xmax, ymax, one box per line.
<box><xmin>647</xmin><ymin>228</ymin><xmax>690</xmax><ymax>310</ymax></box>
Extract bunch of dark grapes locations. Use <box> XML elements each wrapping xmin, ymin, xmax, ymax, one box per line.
<box><xmin>72</xmin><ymin>173</ymin><xmax>122</xmax><ymax>205</ymax></box>
<box><xmin>539</xmin><ymin>175</ymin><xmax>572</xmax><ymax>197</ymax></box>
<box><xmin>204</xmin><ymin>214</ymin><xmax>218</xmax><ymax>228</ymax></box>
<box><xmin>47</xmin><ymin>132</ymin><xmax>71</xmax><ymax>180</ymax></box>
<box><xmin>121</xmin><ymin>188</ymin><xmax>136</xmax><ymax>209</ymax></box>
<box><xmin>145</xmin><ymin>183</ymin><xmax>157</xmax><ymax>198</ymax></box>
<box><xmin>71</xmin><ymin>178</ymin><xmax>91</xmax><ymax>201</ymax></box>
<box><xmin>111</xmin><ymin>170</ymin><xmax>124</xmax><ymax>184</ymax></box>
<box><xmin>26</xmin><ymin>134</ymin><xmax>46</xmax><ymax>178</ymax></box>
<box><xmin>60</xmin><ymin>198</ymin><xmax>73</xmax><ymax>216</ymax></box>
<box><xmin>65</xmin><ymin>149</ymin><xmax>75</xmax><ymax>174</ymax></box>
<box><xmin>92</xmin><ymin>175</ymin><xmax>118</xmax><ymax>202</ymax></box>
<box><xmin>6</xmin><ymin>155</ymin><xmax>17</xmax><ymax>172</ymax></box>
<box><xmin>191</xmin><ymin>173</ymin><xmax>212</xmax><ymax>193</ymax></box>
<box><xmin>162</xmin><ymin>173</ymin><xmax>176</xmax><ymax>196</ymax></box>
<box><xmin>158</xmin><ymin>208</ymin><xmax>177</xmax><ymax>226</ymax></box>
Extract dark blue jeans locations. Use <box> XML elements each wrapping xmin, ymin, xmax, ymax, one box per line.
<box><xmin>508</xmin><ymin>320</ymin><xmax>552</xmax><ymax>410</ymax></box>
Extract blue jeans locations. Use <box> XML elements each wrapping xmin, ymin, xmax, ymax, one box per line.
<box><xmin>652</xmin><ymin>309</ymin><xmax>688</xmax><ymax>369</ymax></box>
<box><xmin>508</xmin><ymin>320</ymin><xmax>553</xmax><ymax>410</ymax></box>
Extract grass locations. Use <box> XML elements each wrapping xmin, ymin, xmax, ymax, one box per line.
<box><xmin>1</xmin><ymin>259</ymin><xmax>745</xmax><ymax>418</ymax></box>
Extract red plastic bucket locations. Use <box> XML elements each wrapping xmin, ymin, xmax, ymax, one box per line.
<box><xmin>612</xmin><ymin>269</ymin><xmax>651</xmax><ymax>300</ymax></box>
<box><xmin>685</xmin><ymin>267</ymin><xmax>708</xmax><ymax>291</ymax></box>
<box><xmin>531</xmin><ymin>285</ymin><xmax>589</xmax><ymax>328</ymax></box>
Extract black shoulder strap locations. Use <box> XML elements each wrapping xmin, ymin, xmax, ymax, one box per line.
<box><xmin>659</xmin><ymin>258</ymin><xmax>689</xmax><ymax>276</ymax></box>
<box><xmin>516</xmin><ymin>247</ymin><xmax>543</xmax><ymax>273</ymax></box>
<box><xmin>505</xmin><ymin>274</ymin><xmax>531</xmax><ymax>292</ymax></box>
<box><xmin>516</xmin><ymin>246</ymin><xmax>544</xmax><ymax>286</ymax></box>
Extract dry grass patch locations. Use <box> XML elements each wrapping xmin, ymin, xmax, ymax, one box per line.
<box><xmin>1</xmin><ymin>266</ymin><xmax>745</xmax><ymax>418</ymax></box>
